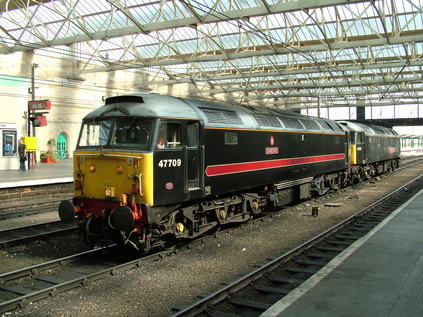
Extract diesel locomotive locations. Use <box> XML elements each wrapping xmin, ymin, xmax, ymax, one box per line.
<box><xmin>58</xmin><ymin>93</ymin><xmax>400</xmax><ymax>252</ymax></box>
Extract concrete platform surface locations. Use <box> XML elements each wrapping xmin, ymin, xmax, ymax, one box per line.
<box><xmin>263</xmin><ymin>189</ymin><xmax>423</xmax><ymax>317</ymax></box>
<box><xmin>0</xmin><ymin>159</ymin><xmax>73</xmax><ymax>188</ymax></box>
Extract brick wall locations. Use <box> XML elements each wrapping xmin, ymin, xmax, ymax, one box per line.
<box><xmin>0</xmin><ymin>182</ymin><xmax>73</xmax><ymax>210</ymax></box>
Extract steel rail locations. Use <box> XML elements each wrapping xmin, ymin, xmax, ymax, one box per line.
<box><xmin>0</xmin><ymin>246</ymin><xmax>112</xmax><ymax>283</ymax></box>
<box><xmin>0</xmin><ymin>218</ymin><xmax>258</xmax><ymax>314</ymax></box>
<box><xmin>0</xmin><ymin>157</ymin><xmax>419</xmax><ymax>222</ymax></box>
<box><xmin>396</xmin><ymin>156</ymin><xmax>423</xmax><ymax>170</ymax></box>
<box><xmin>0</xmin><ymin>245</ymin><xmax>117</xmax><ymax>313</ymax></box>
<box><xmin>0</xmin><ymin>220</ymin><xmax>77</xmax><ymax>248</ymax></box>
<box><xmin>0</xmin><ymin>200</ymin><xmax>69</xmax><ymax>220</ymax></box>
<box><xmin>171</xmin><ymin>173</ymin><xmax>423</xmax><ymax>316</ymax></box>
<box><xmin>1</xmin><ymin>159</ymin><xmax>421</xmax><ymax>315</ymax></box>
<box><xmin>0</xmin><ymin>242</ymin><xmax>187</xmax><ymax>314</ymax></box>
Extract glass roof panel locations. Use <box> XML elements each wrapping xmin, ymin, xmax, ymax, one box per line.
<box><xmin>0</xmin><ymin>0</ymin><xmax>421</xmax><ymax>109</ymax></box>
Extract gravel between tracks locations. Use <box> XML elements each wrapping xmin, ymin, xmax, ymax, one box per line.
<box><xmin>6</xmin><ymin>163</ymin><xmax>423</xmax><ymax>317</ymax></box>
<box><xmin>0</xmin><ymin>210</ymin><xmax>88</xmax><ymax>274</ymax></box>
<box><xmin>0</xmin><ymin>210</ymin><xmax>59</xmax><ymax>230</ymax></box>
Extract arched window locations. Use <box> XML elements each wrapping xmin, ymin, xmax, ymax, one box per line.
<box><xmin>57</xmin><ymin>133</ymin><xmax>68</xmax><ymax>159</ymax></box>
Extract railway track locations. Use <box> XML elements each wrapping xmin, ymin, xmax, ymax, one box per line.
<box><xmin>0</xmin><ymin>242</ymin><xmax>180</xmax><ymax>314</ymax></box>
<box><xmin>0</xmin><ymin>214</ymin><xmax>278</xmax><ymax>313</ymax></box>
<box><xmin>397</xmin><ymin>156</ymin><xmax>423</xmax><ymax>170</ymax></box>
<box><xmin>0</xmin><ymin>220</ymin><xmax>77</xmax><ymax>248</ymax></box>
<box><xmin>0</xmin><ymin>246</ymin><xmax>115</xmax><ymax>313</ymax></box>
<box><xmin>0</xmin><ymin>160</ymin><xmax>421</xmax><ymax>315</ymax></box>
<box><xmin>0</xmin><ymin>200</ymin><xmax>65</xmax><ymax>220</ymax></box>
<box><xmin>171</xmin><ymin>174</ymin><xmax>423</xmax><ymax>317</ymax></box>
<box><xmin>0</xmin><ymin>157</ymin><xmax>418</xmax><ymax>224</ymax></box>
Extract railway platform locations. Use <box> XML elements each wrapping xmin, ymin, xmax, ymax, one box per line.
<box><xmin>0</xmin><ymin>159</ymin><xmax>72</xmax><ymax>189</ymax></box>
<box><xmin>262</xmin><ymin>188</ymin><xmax>423</xmax><ymax>317</ymax></box>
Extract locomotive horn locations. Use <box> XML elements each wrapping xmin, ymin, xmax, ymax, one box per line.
<box><xmin>58</xmin><ymin>200</ymin><xmax>76</xmax><ymax>223</ymax></box>
<box><xmin>112</xmin><ymin>206</ymin><xmax>135</xmax><ymax>232</ymax></box>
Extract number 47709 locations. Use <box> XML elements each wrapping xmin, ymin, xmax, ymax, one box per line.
<box><xmin>158</xmin><ymin>159</ymin><xmax>182</xmax><ymax>168</ymax></box>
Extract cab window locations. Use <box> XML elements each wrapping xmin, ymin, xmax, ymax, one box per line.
<box><xmin>79</xmin><ymin>120</ymin><xmax>111</xmax><ymax>147</ymax></box>
<box><xmin>187</xmin><ymin>122</ymin><xmax>199</xmax><ymax>147</ymax></box>
<box><xmin>357</xmin><ymin>133</ymin><xmax>365</xmax><ymax>143</ymax></box>
<box><xmin>110</xmin><ymin>118</ymin><xmax>152</xmax><ymax>149</ymax></box>
<box><xmin>157</xmin><ymin>122</ymin><xmax>181</xmax><ymax>149</ymax></box>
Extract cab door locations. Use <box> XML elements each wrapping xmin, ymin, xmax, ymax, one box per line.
<box><xmin>185</xmin><ymin>122</ymin><xmax>203</xmax><ymax>199</ymax></box>
<box><xmin>356</xmin><ymin>132</ymin><xmax>366</xmax><ymax>164</ymax></box>
<box><xmin>154</xmin><ymin>121</ymin><xmax>186</xmax><ymax>205</ymax></box>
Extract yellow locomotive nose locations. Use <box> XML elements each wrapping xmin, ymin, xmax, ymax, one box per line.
<box><xmin>104</xmin><ymin>186</ymin><xmax>116</xmax><ymax>198</ymax></box>
<box><xmin>115</xmin><ymin>165</ymin><xmax>123</xmax><ymax>174</ymax></box>
<box><xmin>73</xmin><ymin>152</ymin><xmax>154</xmax><ymax>207</ymax></box>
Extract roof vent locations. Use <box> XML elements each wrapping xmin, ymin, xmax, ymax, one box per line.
<box><xmin>200</xmin><ymin>108</ymin><xmax>243</xmax><ymax>125</ymax></box>
<box><xmin>300</xmin><ymin>119</ymin><xmax>320</xmax><ymax>130</ymax></box>
<box><xmin>280</xmin><ymin>117</ymin><xmax>303</xmax><ymax>129</ymax></box>
<box><xmin>253</xmin><ymin>115</ymin><xmax>282</xmax><ymax>128</ymax></box>
<box><xmin>105</xmin><ymin>95</ymin><xmax>144</xmax><ymax>105</ymax></box>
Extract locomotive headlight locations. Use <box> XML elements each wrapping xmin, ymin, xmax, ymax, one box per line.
<box><xmin>89</xmin><ymin>164</ymin><xmax>96</xmax><ymax>173</ymax></box>
<box><xmin>104</xmin><ymin>186</ymin><xmax>116</xmax><ymax>198</ymax></box>
<box><xmin>115</xmin><ymin>165</ymin><xmax>123</xmax><ymax>174</ymax></box>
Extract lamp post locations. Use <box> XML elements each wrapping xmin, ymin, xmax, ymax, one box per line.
<box><xmin>27</xmin><ymin>63</ymin><xmax>39</xmax><ymax>169</ymax></box>
<box><xmin>31</xmin><ymin>63</ymin><xmax>39</xmax><ymax>136</ymax></box>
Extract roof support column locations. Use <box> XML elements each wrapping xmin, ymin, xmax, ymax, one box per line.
<box><xmin>357</xmin><ymin>106</ymin><xmax>366</xmax><ymax>120</ymax></box>
<box><xmin>317</xmin><ymin>94</ymin><xmax>321</xmax><ymax>118</ymax></box>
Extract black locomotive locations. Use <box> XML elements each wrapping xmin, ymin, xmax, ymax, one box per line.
<box><xmin>58</xmin><ymin>93</ymin><xmax>400</xmax><ymax>251</ymax></box>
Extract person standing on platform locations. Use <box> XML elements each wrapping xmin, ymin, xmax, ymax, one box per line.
<box><xmin>18</xmin><ymin>139</ymin><xmax>26</xmax><ymax>171</ymax></box>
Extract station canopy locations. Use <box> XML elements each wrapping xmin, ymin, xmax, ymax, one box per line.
<box><xmin>0</xmin><ymin>0</ymin><xmax>423</xmax><ymax>111</ymax></box>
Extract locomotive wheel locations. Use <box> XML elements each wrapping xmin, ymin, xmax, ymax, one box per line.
<box><xmin>84</xmin><ymin>216</ymin><xmax>101</xmax><ymax>244</ymax></box>
<box><xmin>313</xmin><ymin>175</ymin><xmax>329</xmax><ymax>196</ymax></box>
<box><xmin>140</xmin><ymin>237</ymin><xmax>151</xmax><ymax>254</ymax></box>
<box><xmin>364</xmin><ymin>166</ymin><xmax>372</xmax><ymax>180</ymax></box>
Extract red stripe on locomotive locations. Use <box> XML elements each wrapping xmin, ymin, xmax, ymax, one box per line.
<box><xmin>205</xmin><ymin>153</ymin><xmax>346</xmax><ymax>176</ymax></box>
